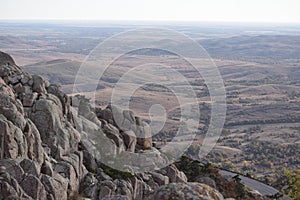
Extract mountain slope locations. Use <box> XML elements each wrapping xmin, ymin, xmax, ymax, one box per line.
<box><xmin>0</xmin><ymin>51</ymin><xmax>221</xmax><ymax>200</ymax></box>
<box><xmin>0</xmin><ymin>51</ymin><xmax>270</xmax><ymax>200</ymax></box>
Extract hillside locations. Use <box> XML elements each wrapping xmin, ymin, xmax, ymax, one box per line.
<box><xmin>24</xmin><ymin>59</ymin><xmax>81</xmax><ymax>85</ymax></box>
<box><xmin>22</xmin><ymin>41</ymin><xmax>300</xmax><ymax>184</ymax></box>
<box><xmin>0</xmin><ymin>51</ymin><xmax>273</xmax><ymax>200</ymax></box>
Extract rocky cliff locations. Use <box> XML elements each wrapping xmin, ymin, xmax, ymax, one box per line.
<box><xmin>0</xmin><ymin>51</ymin><xmax>230</xmax><ymax>200</ymax></box>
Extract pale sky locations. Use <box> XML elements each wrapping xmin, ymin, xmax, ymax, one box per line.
<box><xmin>0</xmin><ymin>0</ymin><xmax>300</xmax><ymax>23</ymax></box>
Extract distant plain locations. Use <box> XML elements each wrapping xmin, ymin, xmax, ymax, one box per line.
<box><xmin>1</xmin><ymin>21</ymin><xmax>299</xmax><ymax>183</ymax></box>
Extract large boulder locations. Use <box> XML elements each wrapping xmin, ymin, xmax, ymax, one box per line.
<box><xmin>196</xmin><ymin>176</ymin><xmax>217</xmax><ymax>189</ymax></box>
<box><xmin>101</xmin><ymin>120</ymin><xmax>126</xmax><ymax>153</ymax></box>
<box><xmin>22</xmin><ymin>92</ymin><xmax>38</xmax><ymax>107</ymax></box>
<box><xmin>160</xmin><ymin>164</ymin><xmax>187</xmax><ymax>183</ymax></box>
<box><xmin>114</xmin><ymin>179</ymin><xmax>133</xmax><ymax>200</ymax></box>
<box><xmin>120</xmin><ymin>130</ymin><xmax>137</xmax><ymax>152</ymax></box>
<box><xmin>149</xmin><ymin>182</ymin><xmax>224</xmax><ymax>200</ymax></box>
<box><xmin>149</xmin><ymin>172</ymin><xmax>169</xmax><ymax>186</ymax></box>
<box><xmin>30</xmin><ymin>93</ymin><xmax>80</xmax><ymax>158</ymax></box>
<box><xmin>0</xmin><ymin>93</ymin><xmax>26</xmax><ymax>130</ymax></box>
<box><xmin>130</xmin><ymin>176</ymin><xmax>149</xmax><ymax>200</ymax></box>
<box><xmin>72</xmin><ymin>106</ymin><xmax>120</xmax><ymax>164</ymax></box>
<box><xmin>0</xmin><ymin>77</ymin><xmax>15</xmax><ymax>97</ymax></box>
<box><xmin>23</xmin><ymin>119</ymin><xmax>44</xmax><ymax>165</ymax></box>
<box><xmin>0</xmin><ymin>159</ymin><xmax>25</xmax><ymax>183</ymax></box>
<box><xmin>40</xmin><ymin>173</ymin><xmax>68</xmax><ymax>200</ymax></box>
<box><xmin>0</xmin><ymin>166</ymin><xmax>33</xmax><ymax>200</ymax></box>
<box><xmin>98</xmin><ymin>105</ymin><xmax>152</xmax><ymax>150</ymax></box>
<box><xmin>54</xmin><ymin>161</ymin><xmax>77</xmax><ymax>191</ymax></box>
<box><xmin>75</xmin><ymin>95</ymin><xmax>101</xmax><ymax>127</ymax></box>
<box><xmin>40</xmin><ymin>160</ymin><xmax>53</xmax><ymax>177</ymax></box>
<box><xmin>47</xmin><ymin>84</ymin><xmax>73</xmax><ymax>124</ymax></box>
<box><xmin>32</xmin><ymin>75</ymin><xmax>48</xmax><ymax>94</ymax></box>
<box><xmin>97</xmin><ymin>180</ymin><xmax>117</xmax><ymax>199</ymax></box>
<box><xmin>0</xmin><ymin>52</ymin><xmax>23</xmax><ymax>79</ymax></box>
<box><xmin>20</xmin><ymin>158</ymin><xmax>40</xmax><ymax>177</ymax></box>
<box><xmin>19</xmin><ymin>174</ymin><xmax>47</xmax><ymax>200</ymax></box>
<box><xmin>0</xmin><ymin>51</ymin><xmax>15</xmax><ymax>66</ymax></box>
<box><xmin>79</xmin><ymin>172</ymin><xmax>98</xmax><ymax>198</ymax></box>
<box><xmin>0</xmin><ymin>115</ymin><xmax>27</xmax><ymax>160</ymax></box>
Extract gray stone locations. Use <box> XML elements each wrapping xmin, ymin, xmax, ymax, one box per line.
<box><xmin>0</xmin><ymin>169</ymin><xmax>33</xmax><ymax>200</ymax></box>
<box><xmin>0</xmin><ymin>115</ymin><xmax>21</xmax><ymax>159</ymax></box>
<box><xmin>47</xmin><ymin>84</ymin><xmax>70</xmax><ymax>116</ymax></box>
<box><xmin>0</xmin><ymin>77</ymin><xmax>15</xmax><ymax>97</ymax></box>
<box><xmin>21</xmin><ymin>75</ymin><xmax>30</xmax><ymax>85</ymax></box>
<box><xmin>99</xmin><ymin>186</ymin><xmax>113</xmax><ymax>199</ymax></box>
<box><xmin>101</xmin><ymin>180</ymin><xmax>117</xmax><ymax>191</ymax></box>
<box><xmin>149</xmin><ymin>182</ymin><xmax>224</xmax><ymax>200</ymax></box>
<box><xmin>0</xmin><ymin>52</ymin><xmax>16</xmax><ymax>69</ymax></box>
<box><xmin>22</xmin><ymin>93</ymin><xmax>38</xmax><ymax>107</ymax></box>
<box><xmin>135</xmin><ymin>121</ymin><xmax>152</xmax><ymax>150</ymax></box>
<box><xmin>32</xmin><ymin>75</ymin><xmax>47</xmax><ymax>93</ymax></box>
<box><xmin>102</xmin><ymin>120</ymin><xmax>125</xmax><ymax>152</ymax></box>
<box><xmin>114</xmin><ymin>179</ymin><xmax>133</xmax><ymax>200</ymax></box>
<box><xmin>71</xmin><ymin>95</ymin><xmax>80</xmax><ymax>107</ymax></box>
<box><xmin>97</xmin><ymin>106</ymin><xmax>114</xmax><ymax>124</ymax></box>
<box><xmin>19</xmin><ymin>174</ymin><xmax>47</xmax><ymax>200</ymax></box>
<box><xmin>79</xmin><ymin>172</ymin><xmax>98</xmax><ymax>198</ymax></box>
<box><xmin>130</xmin><ymin>177</ymin><xmax>145</xmax><ymax>200</ymax></box>
<box><xmin>61</xmin><ymin>152</ymin><xmax>84</xmax><ymax>181</ymax></box>
<box><xmin>103</xmin><ymin>195</ymin><xmax>130</xmax><ymax>200</ymax></box>
<box><xmin>14</xmin><ymin>127</ymin><xmax>28</xmax><ymax>158</ymax></box>
<box><xmin>121</xmin><ymin>130</ymin><xmax>137</xmax><ymax>152</ymax></box>
<box><xmin>23</xmin><ymin>119</ymin><xmax>44</xmax><ymax>164</ymax></box>
<box><xmin>0</xmin><ymin>93</ymin><xmax>26</xmax><ymax>130</ymax></box>
<box><xmin>8</xmin><ymin>75</ymin><xmax>20</xmax><ymax>85</ymax></box>
<box><xmin>20</xmin><ymin>158</ymin><xmax>40</xmax><ymax>177</ymax></box>
<box><xmin>82</xmin><ymin>149</ymin><xmax>97</xmax><ymax>173</ymax></box>
<box><xmin>97</xmin><ymin>169</ymin><xmax>113</xmax><ymax>181</ymax></box>
<box><xmin>98</xmin><ymin>105</ymin><xmax>152</xmax><ymax>150</ymax></box>
<box><xmin>150</xmin><ymin>172</ymin><xmax>169</xmax><ymax>186</ymax></box>
<box><xmin>77</xmin><ymin>96</ymin><xmax>101</xmax><ymax>126</ymax></box>
<box><xmin>30</xmin><ymin>94</ymin><xmax>80</xmax><ymax>158</ymax></box>
<box><xmin>28</xmin><ymin>78</ymin><xmax>33</xmax><ymax>86</ymax></box>
<box><xmin>41</xmin><ymin>161</ymin><xmax>53</xmax><ymax>177</ymax></box>
<box><xmin>196</xmin><ymin>176</ymin><xmax>217</xmax><ymax>189</ymax></box>
<box><xmin>14</xmin><ymin>83</ymin><xmax>25</xmax><ymax>94</ymax></box>
<box><xmin>54</xmin><ymin>161</ymin><xmax>77</xmax><ymax>191</ymax></box>
<box><xmin>41</xmin><ymin>173</ymin><xmax>68</xmax><ymax>200</ymax></box>
<box><xmin>164</xmin><ymin>165</ymin><xmax>187</xmax><ymax>183</ymax></box>
<box><xmin>0</xmin><ymin>159</ymin><xmax>25</xmax><ymax>183</ymax></box>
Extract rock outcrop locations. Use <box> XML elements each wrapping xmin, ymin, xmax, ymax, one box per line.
<box><xmin>148</xmin><ymin>182</ymin><xmax>224</xmax><ymax>200</ymax></box>
<box><xmin>0</xmin><ymin>51</ymin><xmax>231</xmax><ymax>199</ymax></box>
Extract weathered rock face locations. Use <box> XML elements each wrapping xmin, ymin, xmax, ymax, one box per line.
<box><xmin>97</xmin><ymin>104</ymin><xmax>152</xmax><ymax>150</ymax></box>
<box><xmin>0</xmin><ymin>166</ymin><xmax>33</xmax><ymax>200</ymax></box>
<box><xmin>23</xmin><ymin>119</ymin><xmax>44</xmax><ymax>165</ymax></box>
<box><xmin>159</xmin><ymin>164</ymin><xmax>188</xmax><ymax>183</ymax></box>
<box><xmin>0</xmin><ymin>93</ymin><xmax>26</xmax><ymax>130</ymax></box>
<box><xmin>29</xmin><ymin>93</ymin><xmax>80</xmax><ymax>159</ymax></box>
<box><xmin>0</xmin><ymin>52</ymin><xmax>84</xmax><ymax>199</ymax></box>
<box><xmin>41</xmin><ymin>173</ymin><xmax>68</xmax><ymax>200</ymax></box>
<box><xmin>148</xmin><ymin>182</ymin><xmax>224</xmax><ymax>200</ymax></box>
<box><xmin>0</xmin><ymin>51</ymin><xmax>234</xmax><ymax>200</ymax></box>
<box><xmin>0</xmin><ymin>52</ymin><xmax>15</xmax><ymax>66</ymax></box>
<box><xmin>0</xmin><ymin>115</ymin><xmax>22</xmax><ymax>159</ymax></box>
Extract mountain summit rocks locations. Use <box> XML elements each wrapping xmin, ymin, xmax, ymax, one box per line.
<box><xmin>0</xmin><ymin>51</ymin><xmax>227</xmax><ymax>200</ymax></box>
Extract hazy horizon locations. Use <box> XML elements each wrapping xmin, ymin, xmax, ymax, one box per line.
<box><xmin>1</xmin><ymin>19</ymin><xmax>300</xmax><ymax>25</ymax></box>
<box><xmin>1</xmin><ymin>0</ymin><xmax>300</xmax><ymax>24</ymax></box>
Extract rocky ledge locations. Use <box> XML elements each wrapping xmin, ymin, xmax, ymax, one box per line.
<box><xmin>0</xmin><ymin>51</ymin><xmax>245</xmax><ymax>200</ymax></box>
